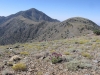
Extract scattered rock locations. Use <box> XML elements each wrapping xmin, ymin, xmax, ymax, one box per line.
<box><xmin>58</xmin><ymin>65</ymin><xmax>63</xmax><ymax>70</ymax></box>
<box><xmin>9</xmin><ymin>55</ymin><xmax>21</xmax><ymax>62</ymax></box>
<box><xmin>3</xmin><ymin>60</ymin><xmax>7</xmax><ymax>65</ymax></box>
<box><xmin>92</xmin><ymin>60</ymin><xmax>98</xmax><ymax>63</ymax></box>
<box><xmin>1</xmin><ymin>35</ymin><xmax>100</xmax><ymax>75</ymax></box>
<box><xmin>7</xmin><ymin>61</ymin><xmax>13</xmax><ymax>66</ymax></box>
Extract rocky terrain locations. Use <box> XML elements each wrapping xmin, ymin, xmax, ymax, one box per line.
<box><xmin>0</xmin><ymin>34</ymin><xmax>100</xmax><ymax>75</ymax></box>
<box><xmin>0</xmin><ymin>8</ymin><xmax>100</xmax><ymax>45</ymax></box>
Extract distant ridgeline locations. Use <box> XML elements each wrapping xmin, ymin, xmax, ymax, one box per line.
<box><xmin>0</xmin><ymin>8</ymin><xmax>100</xmax><ymax>45</ymax></box>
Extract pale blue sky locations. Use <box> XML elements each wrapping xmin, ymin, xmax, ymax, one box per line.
<box><xmin>0</xmin><ymin>0</ymin><xmax>100</xmax><ymax>24</ymax></box>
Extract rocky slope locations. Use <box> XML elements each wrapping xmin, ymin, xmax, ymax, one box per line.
<box><xmin>0</xmin><ymin>34</ymin><xmax>100</xmax><ymax>75</ymax></box>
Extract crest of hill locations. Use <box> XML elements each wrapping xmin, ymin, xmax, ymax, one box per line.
<box><xmin>65</xmin><ymin>17</ymin><xmax>100</xmax><ymax>29</ymax></box>
<box><xmin>34</xmin><ymin>17</ymin><xmax>100</xmax><ymax>42</ymax></box>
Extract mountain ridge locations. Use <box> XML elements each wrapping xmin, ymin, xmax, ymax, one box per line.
<box><xmin>0</xmin><ymin>8</ymin><xmax>100</xmax><ymax>45</ymax></box>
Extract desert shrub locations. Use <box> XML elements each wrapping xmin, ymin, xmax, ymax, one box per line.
<box><xmin>50</xmin><ymin>50</ymin><xmax>56</xmax><ymax>53</ymax></box>
<box><xmin>67</xmin><ymin>60</ymin><xmax>92</xmax><ymax>71</ymax></box>
<box><xmin>12</xmin><ymin>63</ymin><xmax>27</xmax><ymax>71</ymax></box>
<box><xmin>64</xmin><ymin>52</ymin><xmax>70</xmax><ymax>55</ymax></box>
<box><xmin>93</xmin><ymin>30</ymin><xmax>100</xmax><ymax>35</ymax></box>
<box><xmin>37</xmin><ymin>71</ymin><xmax>43</xmax><ymax>75</ymax></box>
<box><xmin>51</xmin><ymin>57</ymin><xmax>61</xmax><ymax>64</ymax></box>
<box><xmin>20</xmin><ymin>51</ymin><xmax>29</xmax><ymax>55</ymax></box>
<box><xmin>78</xmin><ymin>40</ymin><xmax>89</xmax><ymax>44</ymax></box>
<box><xmin>95</xmin><ymin>39</ymin><xmax>100</xmax><ymax>42</ymax></box>
<box><xmin>81</xmin><ymin>52</ymin><xmax>92</xmax><ymax>59</ymax></box>
<box><xmin>67</xmin><ymin>60</ymin><xmax>80</xmax><ymax>71</ymax></box>
<box><xmin>50</xmin><ymin>52</ymin><xmax>62</xmax><ymax>64</ymax></box>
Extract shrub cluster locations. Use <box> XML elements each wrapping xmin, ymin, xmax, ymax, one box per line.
<box><xmin>12</xmin><ymin>63</ymin><xmax>27</xmax><ymax>71</ymax></box>
<box><xmin>50</xmin><ymin>52</ymin><xmax>62</xmax><ymax>64</ymax></box>
<box><xmin>67</xmin><ymin>60</ymin><xmax>92</xmax><ymax>71</ymax></box>
<box><xmin>93</xmin><ymin>30</ymin><xmax>100</xmax><ymax>35</ymax></box>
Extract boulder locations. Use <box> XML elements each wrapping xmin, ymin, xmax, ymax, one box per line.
<box><xmin>9</xmin><ymin>55</ymin><xmax>21</xmax><ymax>62</ymax></box>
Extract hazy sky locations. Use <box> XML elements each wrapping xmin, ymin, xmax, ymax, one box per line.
<box><xmin>0</xmin><ymin>0</ymin><xmax>100</xmax><ymax>24</ymax></box>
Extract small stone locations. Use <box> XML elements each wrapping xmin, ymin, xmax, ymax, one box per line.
<box><xmin>92</xmin><ymin>60</ymin><xmax>98</xmax><ymax>63</ymax></box>
<box><xmin>28</xmin><ymin>68</ymin><xmax>34</xmax><ymax>72</ymax></box>
<box><xmin>9</xmin><ymin>55</ymin><xmax>21</xmax><ymax>62</ymax></box>
<box><xmin>58</xmin><ymin>65</ymin><xmax>63</xmax><ymax>70</ymax></box>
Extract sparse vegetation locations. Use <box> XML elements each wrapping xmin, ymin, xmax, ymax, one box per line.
<box><xmin>64</xmin><ymin>52</ymin><xmax>70</xmax><ymax>55</ymax></box>
<box><xmin>78</xmin><ymin>40</ymin><xmax>89</xmax><ymax>44</ymax></box>
<box><xmin>12</xmin><ymin>63</ymin><xmax>27</xmax><ymax>71</ymax></box>
<box><xmin>50</xmin><ymin>50</ymin><xmax>55</xmax><ymax>53</ymax></box>
<box><xmin>81</xmin><ymin>52</ymin><xmax>92</xmax><ymax>59</ymax></box>
<box><xmin>1</xmin><ymin>34</ymin><xmax>100</xmax><ymax>75</ymax></box>
<box><xmin>20</xmin><ymin>51</ymin><xmax>29</xmax><ymax>55</ymax></box>
<box><xmin>67</xmin><ymin>60</ymin><xmax>92</xmax><ymax>71</ymax></box>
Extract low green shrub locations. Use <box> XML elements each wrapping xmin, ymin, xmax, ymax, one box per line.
<box><xmin>50</xmin><ymin>52</ymin><xmax>62</xmax><ymax>64</ymax></box>
<box><xmin>93</xmin><ymin>30</ymin><xmax>100</xmax><ymax>35</ymax></box>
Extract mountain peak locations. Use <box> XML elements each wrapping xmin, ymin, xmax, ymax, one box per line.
<box><xmin>0</xmin><ymin>8</ymin><xmax>60</xmax><ymax>23</ymax></box>
<box><xmin>28</xmin><ymin>8</ymin><xmax>38</xmax><ymax>11</ymax></box>
<box><xmin>20</xmin><ymin>8</ymin><xmax>59</xmax><ymax>22</ymax></box>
